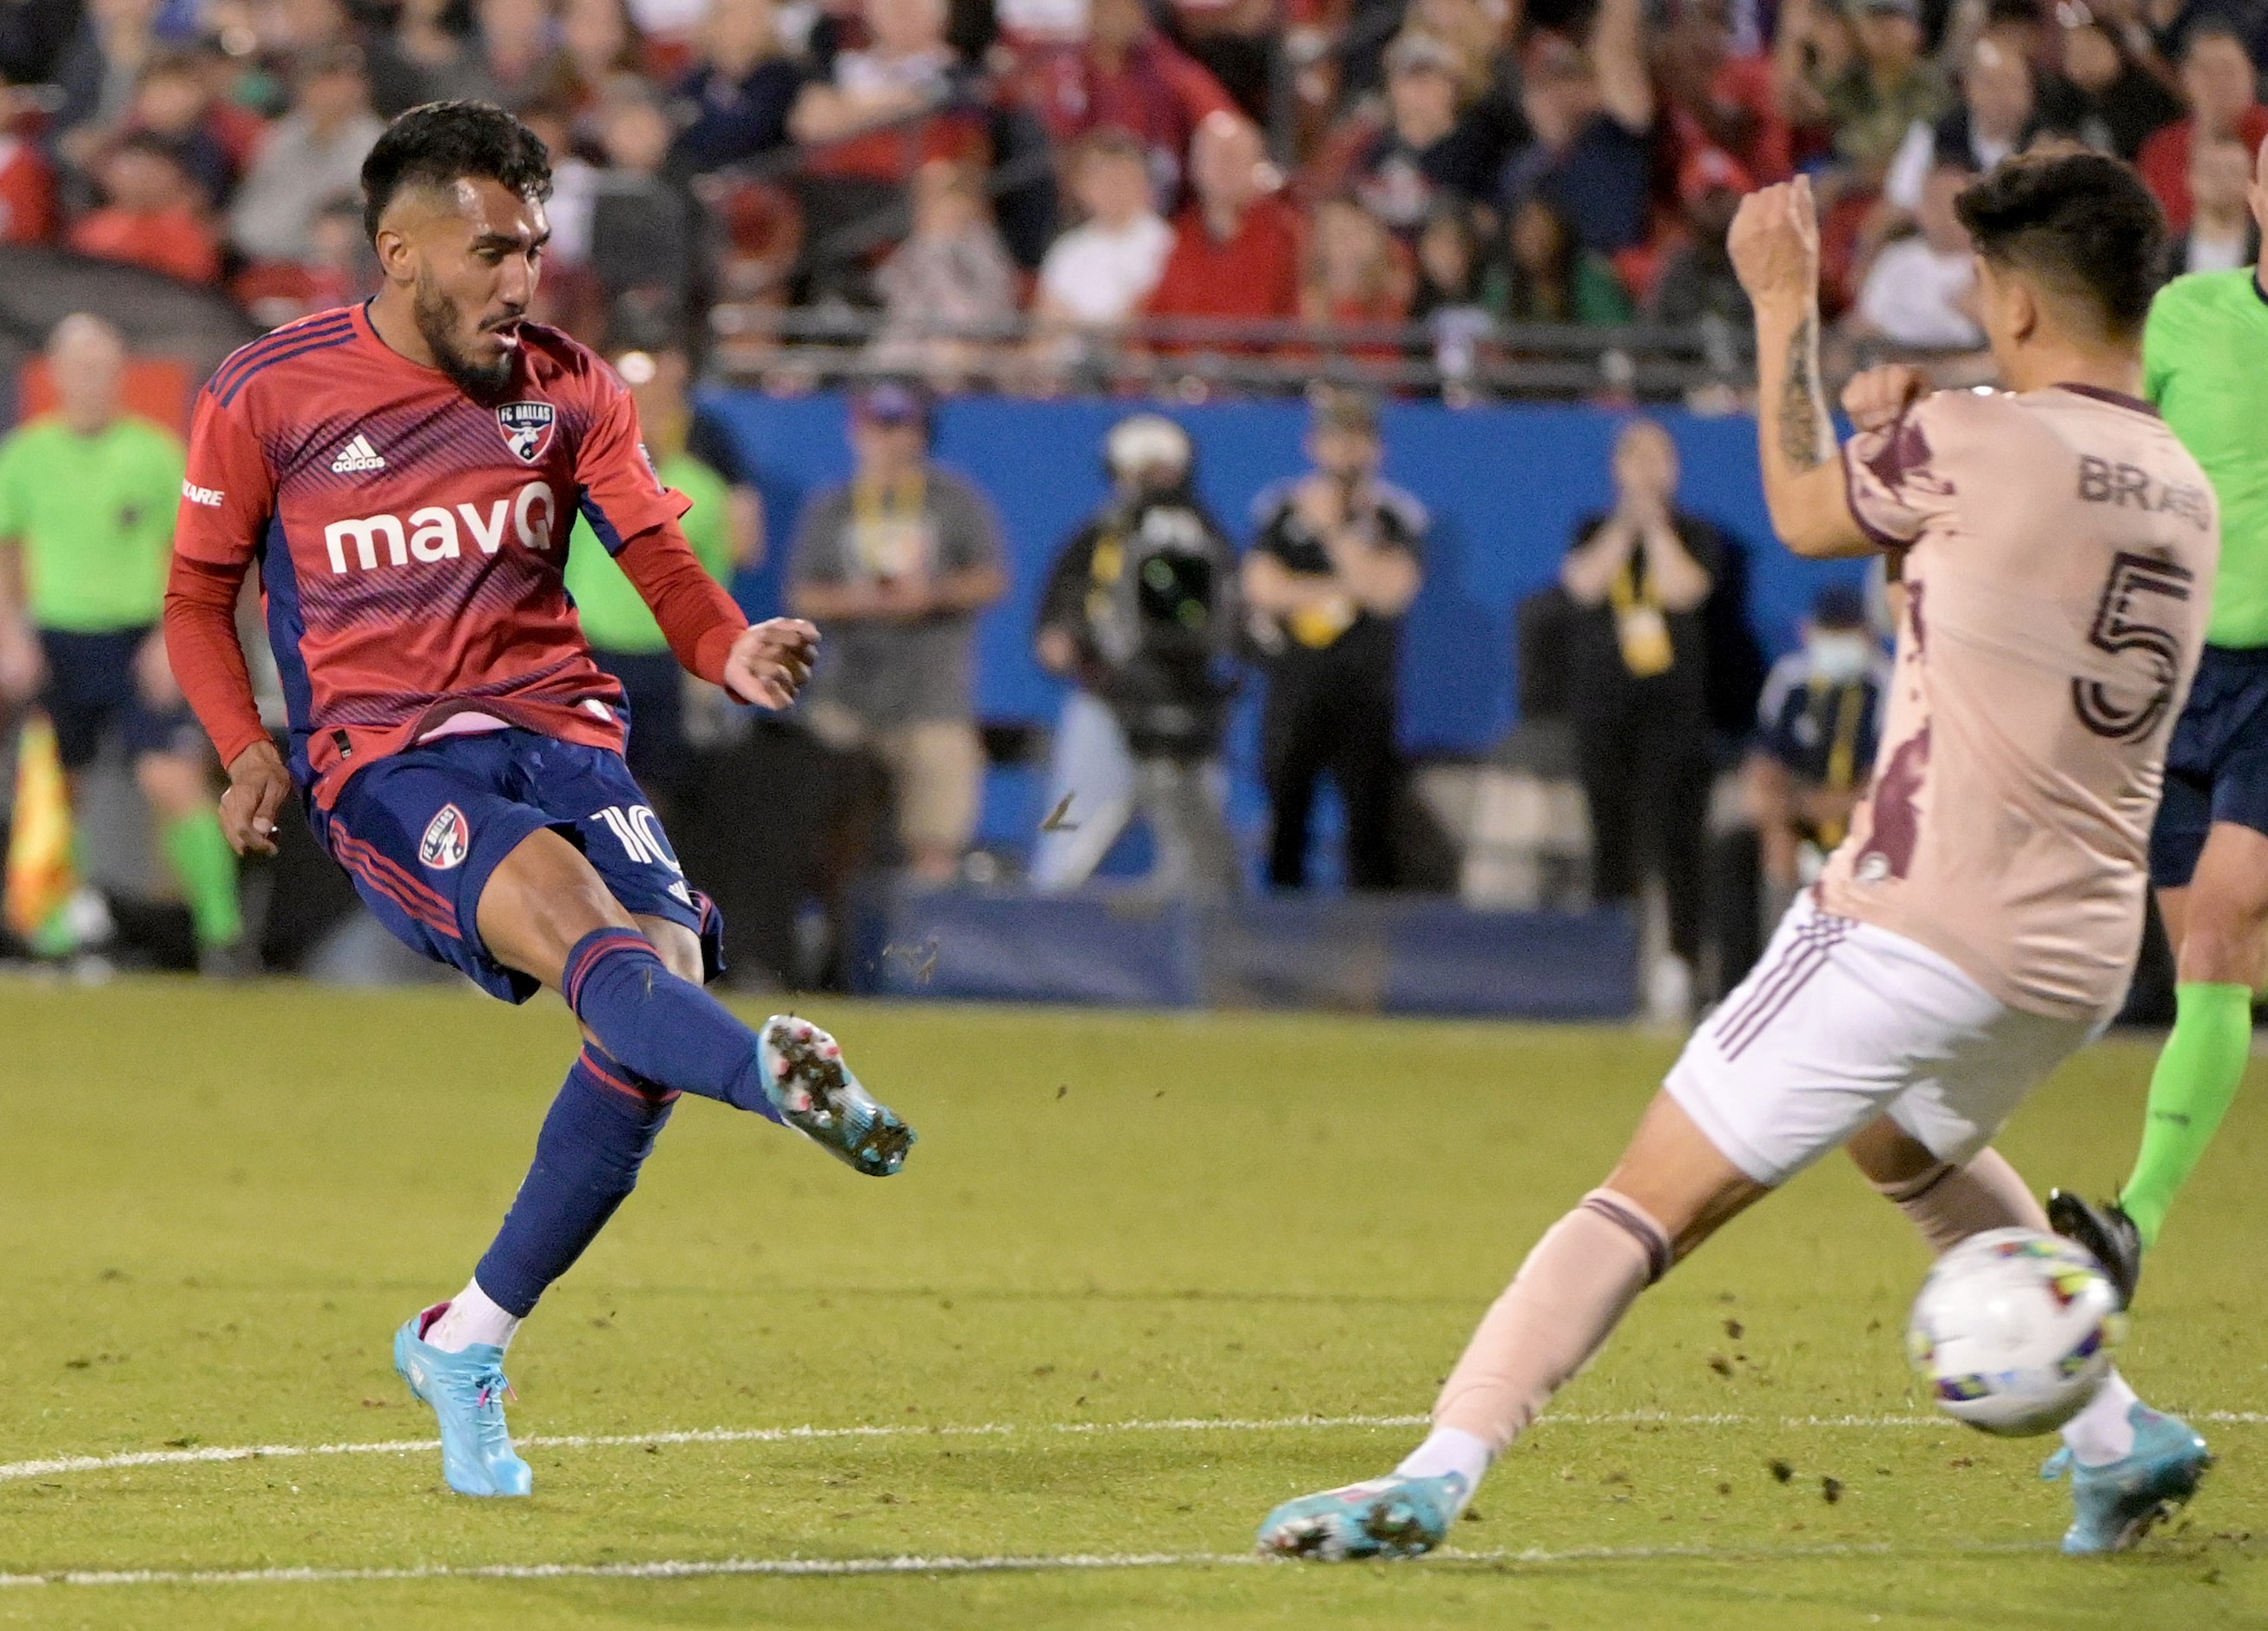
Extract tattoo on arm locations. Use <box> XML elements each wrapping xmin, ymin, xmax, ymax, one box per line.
<box><xmin>1775</xmin><ymin>314</ymin><xmax>1828</xmax><ymax>472</ymax></box>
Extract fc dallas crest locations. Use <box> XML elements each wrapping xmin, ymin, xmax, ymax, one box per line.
<box><xmin>497</xmin><ymin>400</ymin><xmax>557</xmax><ymax>463</ymax></box>
<box><xmin>419</xmin><ymin>803</ymin><xmax>469</xmax><ymax>870</ymax></box>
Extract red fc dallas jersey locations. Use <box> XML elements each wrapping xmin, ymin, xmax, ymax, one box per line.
<box><xmin>175</xmin><ymin>304</ymin><xmax>689</xmax><ymax>809</ymax></box>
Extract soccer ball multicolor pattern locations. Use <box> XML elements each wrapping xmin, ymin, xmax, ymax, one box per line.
<box><xmin>1906</xmin><ymin>1227</ymin><xmax>2125</xmax><ymax>1437</ymax></box>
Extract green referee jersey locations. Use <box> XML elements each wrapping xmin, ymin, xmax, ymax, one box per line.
<box><xmin>565</xmin><ymin>451</ymin><xmax>736</xmax><ymax>654</ymax></box>
<box><xmin>0</xmin><ymin>413</ymin><xmax>187</xmax><ymax>633</ymax></box>
<box><xmin>2145</xmin><ymin>268</ymin><xmax>2268</xmax><ymax>648</ymax></box>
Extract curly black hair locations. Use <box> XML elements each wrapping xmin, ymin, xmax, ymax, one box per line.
<box><xmin>1954</xmin><ymin>153</ymin><xmax>2168</xmax><ymax>341</ymax></box>
<box><xmin>360</xmin><ymin>101</ymin><xmax>553</xmax><ymax>241</ymax></box>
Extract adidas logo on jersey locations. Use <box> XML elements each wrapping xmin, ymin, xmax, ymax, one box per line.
<box><xmin>330</xmin><ymin>434</ymin><xmax>387</xmax><ymax>474</ymax></box>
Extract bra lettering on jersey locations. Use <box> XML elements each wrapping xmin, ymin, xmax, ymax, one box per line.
<box><xmin>323</xmin><ymin>479</ymin><xmax>554</xmax><ymax>574</ymax></box>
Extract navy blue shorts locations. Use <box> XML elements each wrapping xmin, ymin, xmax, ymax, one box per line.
<box><xmin>38</xmin><ymin>625</ymin><xmax>206</xmax><ymax>771</ymax></box>
<box><xmin>311</xmin><ymin>728</ymin><xmax>716</xmax><ymax>1003</ymax></box>
<box><xmin>2152</xmin><ymin>644</ymin><xmax>2268</xmax><ymax>888</ymax></box>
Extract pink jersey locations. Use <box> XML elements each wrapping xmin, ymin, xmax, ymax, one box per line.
<box><xmin>173</xmin><ymin>306</ymin><xmax>691</xmax><ymax>808</ymax></box>
<box><xmin>1825</xmin><ymin>384</ymin><xmax>2219</xmax><ymax>1021</ymax></box>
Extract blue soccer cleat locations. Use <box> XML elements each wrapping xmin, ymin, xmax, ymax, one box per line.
<box><xmin>758</xmin><ymin>1016</ymin><xmax>915</xmax><ymax>1177</ymax></box>
<box><xmin>393</xmin><ymin>1304</ymin><xmax>533</xmax><ymax>1498</ymax></box>
<box><xmin>2041</xmin><ymin>1403</ymin><xmax>2210</xmax><ymax>1555</ymax></box>
<box><xmin>1256</xmin><ymin>1471</ymin><xmax>1469</xmax><ymax>1562</ymax></box>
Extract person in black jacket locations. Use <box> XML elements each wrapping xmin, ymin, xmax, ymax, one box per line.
<box><xmin>1560</xmin><ymin>418</ymin><xmax>1731</xmax><ymax>1020</ymax></box>
<box><xmin>1032</xmin><ymin>413</ymin><xmax>1243</xmax><ymax>898</ymax></box>
<box><xmin>1243</xmin><ymin>390</ymin><xmax>1425</xmax><ymax>891</ymax></box>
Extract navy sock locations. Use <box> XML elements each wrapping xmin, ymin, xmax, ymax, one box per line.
<box><xmin>559</xmin><ymin>928</ymin><xmax>781</xmax><ymax>1123</ymax></box>
<box><xmin>475</xmin><ymin>1049</ymin><xmax>676</xmax><ymax>1317</ymax></box>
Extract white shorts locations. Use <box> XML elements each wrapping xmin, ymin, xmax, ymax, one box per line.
<box><xmin>1665</xmin><ymin>896</ymin><xmax>2101</xmax><ymax>1186</ymax></box>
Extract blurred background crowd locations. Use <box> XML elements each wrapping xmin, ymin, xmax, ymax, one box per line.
<box><xmin>7</xmin><ymin>0</ymin><xmax>2260</xmax><ymax>388</ymax></box>
<box><xmin>0</xmin><ymin>0</ymin><xmax>2223</xmax><ymax>1017</ymax></box>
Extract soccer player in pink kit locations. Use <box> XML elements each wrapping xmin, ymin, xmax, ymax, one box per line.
<box><xmin>1258</xmin><ymin>154</ymin><xmax>2219</xmax><ymax>1560</ymax></box>
<box><xmin>162</xmin><ymin>102</ymin><xmax>914</xmax><ymax>1498</ymax></box>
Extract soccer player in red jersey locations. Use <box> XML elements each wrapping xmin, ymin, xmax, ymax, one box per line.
<box><xmin>162</xmin><ymin>102</ymin><xmax>915</xmax><ymax>1499</ymax></box>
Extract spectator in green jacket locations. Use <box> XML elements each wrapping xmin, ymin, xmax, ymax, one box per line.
<box><xmin>564</xmin><ymin>338</ymin><xmax>763</xmax><ymax>808</ymax></box>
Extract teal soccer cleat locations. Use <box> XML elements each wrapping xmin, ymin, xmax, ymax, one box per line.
<box><xmin>758</xmin><ymin>1016</ymin><xmax>915</xmax><ymax>1177</ymax></box>
<box><xmin>2041</xmin><ymin>1404</ymin><xmax>2210</xmax><ymax>1555</ymax></box>
<box><xmin>393</xmin><ymin>1305</ymin><xmax>533</xmax><ymax>1498</ymax></box>
<box><xmin>1256</xmin><ymin>1472</ymin><xmax>1469</xmax><ymax>1562</ymax></box>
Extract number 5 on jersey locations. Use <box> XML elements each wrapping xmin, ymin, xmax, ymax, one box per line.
<box><xmin>2073</xmin><ymin>551</ymin><xmax>2197</xmax><ymax>742</ymax></box>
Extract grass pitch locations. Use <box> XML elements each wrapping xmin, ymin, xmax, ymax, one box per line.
<box><xmin>0</xmin><ymin>981</ymin><xmax>2262</xmax><ymax>1629</ymax></box>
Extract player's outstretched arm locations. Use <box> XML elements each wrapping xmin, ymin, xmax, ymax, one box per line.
<box><xmin>610</xmin><ymin>524</ymin><xmax>817</xmax><ymax>709</ymax></box>
<box><xmin>1729</xmin><ymin>178</ymin><xmax>1874</xmax><ymax>561</ymax></box>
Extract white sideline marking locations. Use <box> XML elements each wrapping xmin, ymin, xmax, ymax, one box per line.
<box><xmin>4</xmin><ymin>1409</ymin><xmax>2260</xmax><ymax>1487</ymax></box>
<box><xmin>0</xmin><ymin>1539</ymin><xmax>2047</xmax><ymax>1590</ymax></box>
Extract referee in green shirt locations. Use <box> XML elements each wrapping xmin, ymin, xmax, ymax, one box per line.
<box><xmin>0</xmin><ymin>314</ymin><xmax>242</xmax><ymax>963</ymax></box>
<box><xmin>563</xmin><ymin>339</ymin><xmax>760</xmax><ymax>806</ymax></box>
<box><xmin>2053</xmin><ymin>158</ymin><xmax>2268</xmax><ymax>1296</ymax></box>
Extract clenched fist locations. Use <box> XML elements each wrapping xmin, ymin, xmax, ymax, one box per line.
<box><xmin>1728</xmin><ymin>176</ymin><xmax>1822</xmax><ymax>313</ymax></box>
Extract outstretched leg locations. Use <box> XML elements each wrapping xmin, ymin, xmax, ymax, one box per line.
<box><xmin>1258</xmin><ymin>1093</ymin><xmax>1769</xmax><ymax>1560</ymax></box>
<box><xmin>476</xmin><ymin>828</ymin><xmax>912</xmax><ymax>1175</ymax></box>
<box><xmin>399</xmin><ymin>832</ymin><xmax>912</xmax><ymax>1498</ymax></box>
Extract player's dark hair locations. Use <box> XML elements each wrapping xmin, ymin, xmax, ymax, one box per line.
<box><xmin>360</xmin><ymin>101</ymin><xmax>552</xmax><ymax>240</ymax></box>
<box><xmin>1954</xmin><ymin>153</ymin><xmax>2166</xmax><ymax>342</ymax></box>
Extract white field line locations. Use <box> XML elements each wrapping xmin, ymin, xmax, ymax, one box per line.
<box><xmin>3</xmin><ymin>1408</ymin><xmax>2262</xmax><ymax>1488</ymax></box>
<box><xmin>0</xmin><ymin>1539</ymin><xmax>2054</xmax><ymax>1591</ymax></box>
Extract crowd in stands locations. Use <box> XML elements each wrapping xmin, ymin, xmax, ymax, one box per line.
<box><xmin>2</xmin><ymin>0</ymin><xmax>2265</xmax><ymax>378</ymax></box>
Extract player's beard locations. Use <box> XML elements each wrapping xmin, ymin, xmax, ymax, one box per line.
<box><xmin>413</xmin><ymin>268</ymin><xmax>517</xmax><ymax>401</ymax></box>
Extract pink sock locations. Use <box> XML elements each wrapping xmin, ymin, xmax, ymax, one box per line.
<box><xmin>1871</xmin><ymin>1146</ymin><xmax>2048</xmax><ymax>1255</ymax></box>
<box><xmin>1433</xmin><ymin>1189</ymin><xmax>1671</xmax><ymax>1454</ymax></box>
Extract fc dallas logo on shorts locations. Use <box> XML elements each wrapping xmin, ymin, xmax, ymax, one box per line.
<box><xmin>419</xmin><ymin>804</ymin><xmax>470</xmax><ymax>870</ymax></box>
<box><xmin>497</xmin><ymin>400</ymin><xmax>556</xmax><ymax>463</ymax></box>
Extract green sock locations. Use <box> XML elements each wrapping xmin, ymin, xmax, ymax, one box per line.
<box><xmin>162</xmin><ymin>810</ymin><xmax>243</xmax><ymax>950</ymax></box>
<box><xmin>2120</xmin><ymin>981</ymin><xmax>2254</xmax><ymax>1247</ymax></box>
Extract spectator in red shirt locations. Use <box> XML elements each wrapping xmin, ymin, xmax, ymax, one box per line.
<box><xmin>1298</xmin><ymin>195</ymin><xmax>1412</xmax><ymax>359</ymax></box>
<box><xmin>1658</xmin><ymin>0</ymin><xmax>1790</xmax><ymax>186</ymax></box>
<box><xmin>1011</xmin><ymin>0</ymin><xmax>1236</xmax><ymax>207</ymax></box>
<box><xmin>68</xmin><ymin>132</ymin><xmax>221</xmax><ymax>283</ymax></box>
<box><xmin>2136</xmin><ymin>23</ymin><xmax>2268</xmax><ymax>233</ymax></box>
<box><xmin>1143</xmin><ymin>111</ymin><xmax>1302</xmax><ymax>334</ymax></box>
<box><xmin>0</xmin><ymin>82</ymin><xmax>56</xmax><ymax>243</ymax></box>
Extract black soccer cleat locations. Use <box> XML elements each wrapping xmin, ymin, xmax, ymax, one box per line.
<box><xmin>2047</xmin><ymin>1190</ymin><xmax>2144</xmax><ymax>1311</ymax></box>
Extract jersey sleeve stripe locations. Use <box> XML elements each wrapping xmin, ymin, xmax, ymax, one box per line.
<box><xmin>210</xmin><ymin>314</ymin><xmax>356</xmax><ymax>399</ymax></box>
<box><xmin>215</xmin><ymin>329</ymin><xmax>359</xmax><ymax>407</ymax></box>
<box><xmin>577</xmin><ymin>490</ymin><xmax>630</xmax><ymax>557</ymax></box>
<box><xmin>254</xmin><ymin>518</ymin><xmax>317</xmax><ymax>780</ymax></box>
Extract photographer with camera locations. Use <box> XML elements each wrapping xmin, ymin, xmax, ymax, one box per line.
<box><xmin>1031</xmin><ymin>413</ymin><xmax>1243</xmax><ymax>899</ymax></box>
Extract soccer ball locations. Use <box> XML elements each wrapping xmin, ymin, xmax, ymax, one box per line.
<box><xmin>1905</xmin><ymin>1227</ymin><xmax>2125</xmax><ymax>1437</ymax></box>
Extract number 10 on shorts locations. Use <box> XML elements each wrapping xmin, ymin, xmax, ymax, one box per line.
<box><xmin>595</xmin><ymin>804</ymin><xmax>679</xmax><ymax>873</ymax></box>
